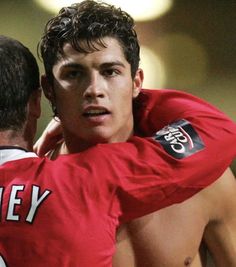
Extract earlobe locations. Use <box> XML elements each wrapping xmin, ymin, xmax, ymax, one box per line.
<box><xmin>28</xmin><ymin>88</ymin><xmax>42</xmax><ymax>118</ymax></box>
<box><xmin>133</xmin><ymin>68</ymin><xmax>144</xmax><ymax>98</ymax></box>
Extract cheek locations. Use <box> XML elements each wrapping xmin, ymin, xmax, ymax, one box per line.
<box><xmin>54</xmin><ymin>83</ymin><xmax>82</xmax><ymax>105</ymax></box>
<box><xmin>112</xmin><ymin>86</ymin><xmax>134</xmax><ymax>118</ymax></box>
<box><xmin>54</xmin><ymin>91</ymin><xmax>83</xmax><ymax>121</ymax></box>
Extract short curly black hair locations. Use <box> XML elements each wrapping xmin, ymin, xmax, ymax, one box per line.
<box><xmin>38</xmin><ymin>0</ymin><xmax>140</xmax><ymax>82</ymax></box>
<box><xmin>0</xmin><ymin>35</ymin><xmax>39</xmax><ymax>130</ymax></box>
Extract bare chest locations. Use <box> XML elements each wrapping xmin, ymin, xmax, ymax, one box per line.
<box><xmin>114</xmin><ymin>198</ymin><xmax>207</xmax><ymax>267</ymax></box>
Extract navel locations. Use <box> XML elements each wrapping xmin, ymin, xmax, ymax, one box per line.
<box><xmin>184</xmin><ymin>257</ymin><xmax>192</xmax><ymax>266</ymax></box>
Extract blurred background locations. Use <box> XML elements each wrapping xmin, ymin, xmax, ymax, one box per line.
<box><xmin>0</xmin><ymin>0</ymin><xmax>235</xmax><ymax>171</ymax></box>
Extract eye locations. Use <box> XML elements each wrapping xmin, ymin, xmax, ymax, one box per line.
<box><xmin>65</xmin><ymin>69</ymin><xmax>83</xmax><ymax>79</ymax></box>
<box><xmin>102</xmin><ymin>68</ymin><xmax>120</xmax><ymax>77</ymax></box>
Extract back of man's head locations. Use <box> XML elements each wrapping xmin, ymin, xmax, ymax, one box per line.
<box><xmin>0</xmin><ymin>35</ymin><xmax>40</xmax><ymax>131</ymax></box>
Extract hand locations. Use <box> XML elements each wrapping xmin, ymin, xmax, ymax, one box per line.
<box><xmin>34</xmin><ymin>118</ymin><xmax>63</xmax><ymax>157</ymax></box>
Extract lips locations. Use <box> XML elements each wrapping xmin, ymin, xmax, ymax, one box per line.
<box><xmin>83</xmin><ymin>106</ymin><xmax>110</xmax><ymax>117</ymax></box>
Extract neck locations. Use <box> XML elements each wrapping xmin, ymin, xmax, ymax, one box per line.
<box><xmin>63</xmin><ymin>130</ymin><xmax>134</xmax><ymax>154</ymax></box>
<box><xmin>0</xmin><ymin>130</ymin><xmax>32</xmax><ymax>152</ymax></box>
<box><xmin>62</xmin><ymin>116</ymin><xmax>135</xmax><ymax>153</ymax></box>
<box><xmin>64</xmin><ymin>136</ymin><xmax>95</xmax><ymax>153</ymax></box>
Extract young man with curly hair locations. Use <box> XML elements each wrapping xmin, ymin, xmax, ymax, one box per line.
<box><xmin>37</xmin><ymin>1</ymin><xmax>236</xmax><ymax>266</ymax></box>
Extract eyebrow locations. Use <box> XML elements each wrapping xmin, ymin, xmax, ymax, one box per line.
<box><xmin>100</xmin><ymin>61</ymin><xmax>126</xmax><ymax>69</ymax></box>
<box><xmin>60</xmin><ymin>61</ymin><xmax>126</xmax><ymax>70</ymax></box>
<box><xmin>60</xmin><ymin>62</ymin><xmax>84</xmax><ymax>70</ymax></box>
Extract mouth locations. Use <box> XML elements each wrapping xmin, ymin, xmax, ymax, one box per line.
<box><xmin>83</xmin><ymin>108</ymin><xmax>110</xmax><ymax>117</ymax></box>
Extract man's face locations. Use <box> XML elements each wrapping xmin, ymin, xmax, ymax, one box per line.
<box><xmin>50</xmin><ymin>37</ymin><xmax>143</xmax><ymax>150</ymax></box>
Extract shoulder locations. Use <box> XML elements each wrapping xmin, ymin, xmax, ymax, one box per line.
<box><xmin>134</xmin><ymin>89</ymin><xmax>235</xmax><ymax>135</ymax></box>
<box><xmin>137</xmin><ymin>89</ymin><xmax>218</xmax><ymax>114</ymax></box>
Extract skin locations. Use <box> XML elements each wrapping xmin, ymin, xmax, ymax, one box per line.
<box><xmin>41</xmin><ymin>37</ymin><xmax>236</xmax><ymax>266</ymax></box>
<box><xmin>113</xmin><ymin>168</ymin><xmax>236</xmax><ymax>267</ymax></box>
<box><xmin>42</xmin><ymin>37</ymin><xmax>143</xmax><ymax>153</ymax></box>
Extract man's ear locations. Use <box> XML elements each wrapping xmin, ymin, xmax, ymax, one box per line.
<box><xmin>132</xmin><ymin>68</ymin><xmax>144</xmax><ymax>98</ymax></box>
<box><xmin>41</xmin><ymin>74</ymin><xmax>54</xmax><ymax>103</ymax></box>
<box><xmin>28</xmin><ymin>88</ymin><xmax>42</xmax><ymax>118</ymax></box>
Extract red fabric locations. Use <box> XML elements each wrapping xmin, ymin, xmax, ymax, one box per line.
<box><xmin>0</xmin><ymin>89</ymin><xmax>235</xmax><ymax>266</ymax></box>
<box><xmin>0</xmin><ymin>148</ymin><xmax>170</xmax><ymax>267</ymax></box>
<box><xmin>0</xmin><ymin>143</ymin><xmax>205</xmax><ymax>267</ymax></box>
<box><xmin>124</xmin><ymin>88</ymin><xmax>236</xmax><ymax>221</ymax></box>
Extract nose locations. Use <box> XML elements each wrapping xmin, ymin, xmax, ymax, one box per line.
<box><xmin>83</xmin><ymin>72</ymin><xmax>105</xmax><ymax>99</ymax></box>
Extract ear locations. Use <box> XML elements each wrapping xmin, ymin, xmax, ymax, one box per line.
<box><xmin>41</xmin><ymin>74</ymin><xmax>55</xmax><ymax>103</ymax></box>
<box><xmin>28</xmin><ymin>88</ymin><xmax>42</xmax><ymax>118</ymax></box>
<box><xmin>132</xmin><ymin>68</ymin><xmax>144</xmax><ymax>98</ymax></box>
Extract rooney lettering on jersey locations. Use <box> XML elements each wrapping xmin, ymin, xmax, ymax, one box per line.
<box><xmin>0</xmin><ymin>185</ymin><xmax>51</xmax><ymax>223</ymax></box>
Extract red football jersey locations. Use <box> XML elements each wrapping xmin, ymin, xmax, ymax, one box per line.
<box><xmin>0</xmin><ymin>89</ymin><xmax>235</xmax><ymax>266</ymax></box>
<box><xmin>0</xmin><ymin>139</ymin><xmax>216</xmax><ymax>267</ymax></box>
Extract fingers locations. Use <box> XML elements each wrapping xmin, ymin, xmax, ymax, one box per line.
<box><xmin>34</xmin><ymin>118</ymin><xmax>63</xmax><ymax>157</ymax></box>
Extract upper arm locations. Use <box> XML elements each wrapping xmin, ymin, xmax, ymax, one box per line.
<box><xmin>202</xmin><ymin>168</ymin><xmax>236</xmax><ymax>265</ymax></box>
<box><xmin>204</xmin><ymin>168</ymin><xmax>236</xmax><ymax>220</ymax></box>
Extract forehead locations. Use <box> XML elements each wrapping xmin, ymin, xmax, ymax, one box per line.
<box><xmin>59</xmin><ymin>37</ymin><xmax>127</xmax><ymax>65</ymax></box>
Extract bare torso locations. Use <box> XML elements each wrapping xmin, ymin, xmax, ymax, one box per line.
<box><xmin>113</xmin><ymin>168</ymin><xmax>236</xmax><ymax>267</ymax></box>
